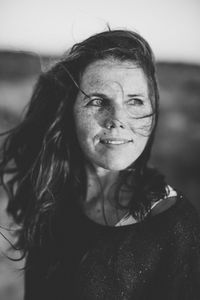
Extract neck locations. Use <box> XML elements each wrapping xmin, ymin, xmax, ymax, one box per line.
<box><xmin>85</xmin><ymin>164</ymin><xmax>119</xmax><ymax>201</ymax></box>
<box><xmin>81</xmin><ymin>164</ymin><xmax>131</xmax><ymax>226</ymax></box>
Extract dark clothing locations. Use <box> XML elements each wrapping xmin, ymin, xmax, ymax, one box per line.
<box><xmin>24</xmin><ymin>195</ymin><xmax>200</xmax><ymax>299</ymax></box>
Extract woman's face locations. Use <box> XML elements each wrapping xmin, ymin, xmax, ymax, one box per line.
<box><xmin>73</xmin><ymin>59</ymin><xmax>153</xmax><ymax>172</ymax></box>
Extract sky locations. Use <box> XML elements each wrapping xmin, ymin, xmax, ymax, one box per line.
<box><xmin>0</xmin><ymin>0</ymin><xmax>200</xmax><ymax>63</ymax></box>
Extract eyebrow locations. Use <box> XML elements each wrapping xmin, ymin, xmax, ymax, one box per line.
<box><xmin>83</xmin><ymin>93</ymin><xmax>110</xmax><ymax>101</ymax></box>
<box><xmin>127</xmin><ymin>94</ymin><xmax>145</xmax><ymax>98</ymax></box>
<box><xmin>82</xmin><ymin>92</ymin><xmax>146</xmax><ymax>101</ymax></box>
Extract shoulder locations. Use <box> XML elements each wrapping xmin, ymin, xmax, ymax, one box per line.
<box><xmin>168</xmin><ymin>194</ymin><xmax>200</xmax><ymax>229</ymax></box>
<box><xmin>151</xmin><ymin>186</ymin><xmax>199</xmax><ymax>226</ymax></box>
<box><xmin>172</xmin><ymin>196</ymin><xmax>200</xmax><ymax>242</ymax></box>
<box><xmin>152</xmin><ymin>192</ymin><xmax>200</xmax><ymax>249</ymax></box>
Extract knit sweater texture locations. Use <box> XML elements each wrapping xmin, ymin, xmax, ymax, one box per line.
<box><xmin>24</xmin><ymin>195</ymin><xmax>200</xmax><ymax>300</ymax></box>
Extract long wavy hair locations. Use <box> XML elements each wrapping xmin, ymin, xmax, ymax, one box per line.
<box><xmin>0</xmin><ymin>29</ymin><xmax>167</xmax><ymax>257</ymax></box>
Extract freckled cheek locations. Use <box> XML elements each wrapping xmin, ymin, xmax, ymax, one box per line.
<box><xmin>74</xmin><ymin>110</ymin><xmax>100</xmax><ymax>139</ymax></box>
<box><xmin>129</xmin><ymin>117</ymin><xmax>153</xmax><ymax>134</ymax></box>
<box><xmin>94</xmin><ymin>110</ymin><xmax>110</xmax><ymax>128</ymax></box>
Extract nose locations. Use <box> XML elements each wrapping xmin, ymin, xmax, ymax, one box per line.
<box><xmin>105</xmin><ymin>119</ymin><xmax>125</xmax><ymax>130</ymax></box>
<box><xmin>104</xmin><ymin>105</ymin><xmax>126</xmax><ymax>130</ymax></box>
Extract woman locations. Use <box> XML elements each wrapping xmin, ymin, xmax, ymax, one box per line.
<box><xmin>1</xmin><ymin>29</ymin><xmax>200</xmax><ymax>299</ymax></box>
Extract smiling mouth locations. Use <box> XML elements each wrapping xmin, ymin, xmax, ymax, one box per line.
<box><xmin>100</xmin><ymin>139</ymin><xmax>133</xmax><ymax>145</ymax></box>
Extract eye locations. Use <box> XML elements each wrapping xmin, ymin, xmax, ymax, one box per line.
<box><xmin>87</xmin><ymin>97</ymin><xmax>104</xmax><ymax>107</ymax></box>
<box><xmin>128</xmin><ymin>98</ymin><xmax>144</xmax><ymax>106</ymax></box>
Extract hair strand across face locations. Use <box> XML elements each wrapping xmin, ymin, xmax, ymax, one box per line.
<box><xmin>0</xmin><ymin>29</ymin><xmax>166</xmax><ymax>255</ymax></box>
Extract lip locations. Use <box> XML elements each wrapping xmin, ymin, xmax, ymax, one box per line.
<box><xmin>100</xmin><ymin>138</ymin><xmax>133</xmax><ymax>145</ymax></box>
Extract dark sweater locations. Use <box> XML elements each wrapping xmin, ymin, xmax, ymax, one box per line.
<box><xmin>25</xmin><ymin>195</ymin><xmax>200</xmax><ymax>300</ymax></box>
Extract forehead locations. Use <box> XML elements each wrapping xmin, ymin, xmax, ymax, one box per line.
<box><xmin>79</xmin><ymin>59</ymin><xmax>149</xmax><ymax>94</ymax></box>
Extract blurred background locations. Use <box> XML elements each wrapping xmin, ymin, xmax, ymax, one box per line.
<box><xmin>0</xmin><ymin>0</ymin><xmax>200</xmax><ymax>299</ymax></box>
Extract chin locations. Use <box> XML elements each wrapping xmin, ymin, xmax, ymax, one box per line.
<box><xmin>96</xmin><ymin>158</ymin><xmax>136</xmax><ymax>171</ymax></box>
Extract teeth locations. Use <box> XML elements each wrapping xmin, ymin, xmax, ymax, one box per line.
<box><xmin>102</xmin><ymin>140</ymin><xmax>131</xmax><ymax>145</ymax></box>
<box><xmin>106</xmin><ymin>141</ymin><xmax>125</xmax><ymax>144</ymax></box>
